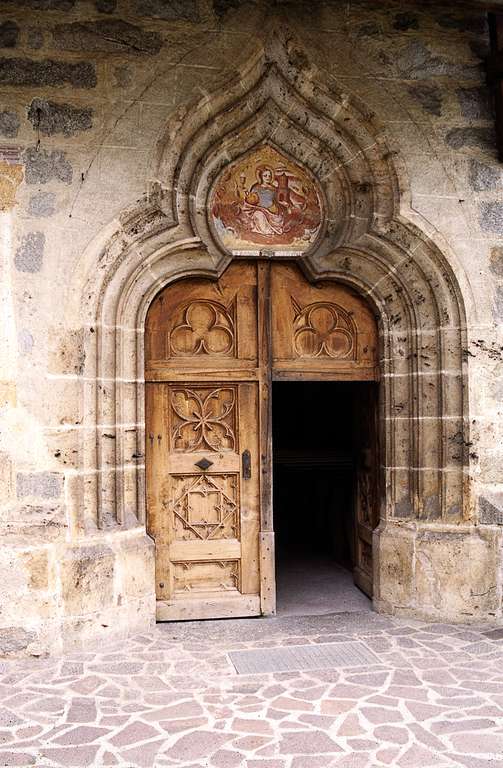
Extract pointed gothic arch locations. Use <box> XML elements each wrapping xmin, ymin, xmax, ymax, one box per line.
<box><xmin>72</xmin><ymin>30</ymin><xmax>473</xmax><ymax>621</ymax></box>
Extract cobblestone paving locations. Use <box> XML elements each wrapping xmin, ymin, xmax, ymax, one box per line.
<box><xmin>1</xmin><ymin>611</ymin><xmax>503</xmax><ymax>767</ymax></box>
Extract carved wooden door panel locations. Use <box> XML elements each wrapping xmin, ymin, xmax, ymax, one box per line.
<box><xmin>353</xmin><ymin>384</ymin><xmax>379</xmax><ymax>597</ymax></box>
<box><xmin>270</xmin><ymin>263</ymin><xmax>379</xmax><ymax>381</ymax></box>
<box><xmin>145</xmin><ymin>263</ymin><xmax>264</xmax><ymax>620</ymax></box>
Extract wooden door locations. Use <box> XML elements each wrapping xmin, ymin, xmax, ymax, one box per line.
<box><xmin>353</xmin><ymin>385</ymin><xmax>380</xmax><ymax>597</ymax></box>
<box><xmin>270</xmin><ymin>262</ymin><xmax>379</xmax><ymax>596</ymax></box>
<box><xmin>146</xmin><ymin>259</ymin><xmax>379</xmax><ymax>620</ymax></box>
<box><xmin>145</xmin><ymin>262</ymin><xmax>269</xmax><ymax>621</ymax></box>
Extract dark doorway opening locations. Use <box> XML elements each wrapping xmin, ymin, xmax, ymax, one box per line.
<box><xmin>272</xmin><ymin>381</ymin><xmax>376</xmax><ymax>616</ymax></box>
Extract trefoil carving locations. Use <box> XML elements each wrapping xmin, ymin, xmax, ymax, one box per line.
<box><xmin>169</xmin><ymin>299</ymin><xmax>235</xmax><ymax>357</ymax></box>
<box><xmin>292</xmin><ymin>297</ymin><xmax>356</xmax><ymax>359</ymax></box>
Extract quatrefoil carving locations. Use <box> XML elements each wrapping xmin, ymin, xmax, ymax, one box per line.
<box><xmin>292</xmin><ymin>298</ymin><xmax>356</xmax><ymax>359</ymax></box>
<box><xmin>170</xmin><ymin>300</ymin><xmax>235</xmax><ymax>357</ymax></box>
<box><xmin>171</xmin><ymin>387</ymin><xmax>236</xmax><ymax>452</ymax></box>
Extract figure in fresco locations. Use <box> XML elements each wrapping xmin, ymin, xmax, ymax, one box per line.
<box><xmin>211</xmin><ymin>150</ymin><xmax>322</xmax><ymax>250</ymax></box>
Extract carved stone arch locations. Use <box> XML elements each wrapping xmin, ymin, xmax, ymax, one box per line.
<box><xmin>72</xmin><ymin>28</ymin><xmax>478</xmax><ymax>622</ymax></box>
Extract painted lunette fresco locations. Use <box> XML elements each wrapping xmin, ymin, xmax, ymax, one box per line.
<box><xmin>210</xmin><ymin>146</ymin><xmax>323</xmax><ymax>253</ymax></box>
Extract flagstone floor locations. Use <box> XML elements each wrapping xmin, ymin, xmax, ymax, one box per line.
<box><xmin>1</xmin><ymin>609</ymin><xmax>503</xmax><ymax>768</ymax></box>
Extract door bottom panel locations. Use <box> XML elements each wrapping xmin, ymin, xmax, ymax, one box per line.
<box><xmin>156</xmin><ymin>594</ymin><xmax>261</xmax><ymax>621</ymax></box>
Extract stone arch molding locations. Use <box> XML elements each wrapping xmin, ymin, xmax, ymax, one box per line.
<box><xmin>75</xmin><ymin>30</ymin><xmax>468</xmax><ymax>538</ymax></box>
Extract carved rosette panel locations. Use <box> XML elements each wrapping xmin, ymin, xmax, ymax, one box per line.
<box><xmin>169</xmin><ymin>299</ymin><xmax>235</xmax><ymax>357</ymax></box>
<box><xmin>170</xmin><ymin>473</ymin><xmax>239</xmax><ymax>540</ymax></box>
<box><xmin>173</xmin><ymin>560</ymin><xmax>240</xmax><ymax>594</ymax></box>
<box><xmin>170</xmin><ymin>386</ymin><xmax>237</xmax><ymax>452</ymax></box>
<box><xmin>292</xmin><ymin>298</ymin><xmax>356</xmax><ymax>359</ymax></box>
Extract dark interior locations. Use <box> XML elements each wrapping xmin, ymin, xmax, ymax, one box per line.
<box><xmin>272</xmin><ymin>381</ymin><xmax>360</xmax><ymax>571</ymax></box>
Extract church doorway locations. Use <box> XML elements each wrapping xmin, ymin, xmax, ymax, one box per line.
<box><xmin>145</xmin><ymin>261</ymin><xmax>380</xmax><ymax>621</ymax></box>
<box><xmin>273</xmin><ymin>381</ymin><xmax>378</xmax><ymax>616</ymax></box>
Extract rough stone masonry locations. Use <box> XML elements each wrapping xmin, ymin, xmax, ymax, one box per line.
<box><xmin>0</xmin><ymin>0</ymin><xmax>502</xmax><ymax>657</ymax></box>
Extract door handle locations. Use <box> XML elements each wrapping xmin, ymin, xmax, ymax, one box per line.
<box><xmin>242</xmin><ymin>449</ymin><xmax>251</xmax><ymax>480</ymax></box>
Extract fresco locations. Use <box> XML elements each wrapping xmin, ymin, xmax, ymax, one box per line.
<box><xmin>210</xmin><ymin>146</ymin><xmax>323</xmax><ymax>252</ymax></box>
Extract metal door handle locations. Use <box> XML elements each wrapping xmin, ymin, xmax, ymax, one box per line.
<box><xmin>242</xmin><ymin>449</ymin><xmax>251</xmax><ymax>480</ymax></box>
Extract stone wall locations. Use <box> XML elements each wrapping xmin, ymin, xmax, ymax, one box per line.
<box><xmin>0</xmin><ymin>0</ymin><xmax>502</xmax><ymax>656</ymax></box>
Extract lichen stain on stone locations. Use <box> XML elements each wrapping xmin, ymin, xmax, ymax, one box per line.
<box><xmin>0</xmin><ymin>161</ymin><xmax>23</xmax><ymax>211</ymax></box>
<box><xmin>28</xmin><ymin>98</ymin><xmax>93</xmax><ymax>137</ymax></box>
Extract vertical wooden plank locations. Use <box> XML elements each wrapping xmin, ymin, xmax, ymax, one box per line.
<box><xmin>257</xmin><ymin>261</ymin><xmax>276</xmax><ymax>615</ymax></box>
<box><xmin>239</xmin><ymin>382</ymin><xmax>261</xmax><ymax>596</ymax></box>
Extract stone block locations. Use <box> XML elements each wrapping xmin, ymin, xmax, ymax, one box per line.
<box><xmin>28</xmin><ymin>99</ymin><xmax>93</xmax><ymax>138</ymax></box>
<box><xmin>21</xmin><ymin>549</ymin><xmax>50</xmax><ymax>590</ymax></box>
<box><xmin>49</xmin><ymin>328</ymin><xmax>85</xmax><ymax>376</ymax></box>
<box><xmin>393</xmin><ymin>12</ymin><xmax>419</xmax><ymax>31</ymax></box>
<box><xmin>14</xmin><ymin>232</ymin><xmax>45</xmax><ymax>273</ymax></box>
<box><xmin>494</xmin><ymin>285</ymin><xmax>503</xmax><ymax>320</ymax></box>
<box><xmin>116</xmin><ymin>534</ymin><xmax>155</xmax><ymax>599</ymax></box>
<box><xmin>469</xmin><ymin>159</ymin><xmax>502</xmax><ymax>191</ymax></box>
<box><xmin>373</xmin><ymin>522</ymin><xmax>414</xmax><ymax>610</ymax></box>
<box><xmin>457</xmin><ymin>86</ymin><xmax>492</xmax><ymax>119</ymax></box>
<box><xmin>0</xmin><ymin>110</ymin><xmax>19</xmax><ymax>138</ymax></box>
<box><xmin>53</xmin><ymin>20</ymin><xmax>162</xmax><ymax>55</ymax></box>
<box><xmin>445</xmin><ymin>126</ymin><xmax>496</xmax><ymax>152</ymax></box>
<box><xmin>479</xmin><ymin>494</ymin><xmax>503</xmax><ymax>525</ymax></box>
<box><xmin>490</xmin><ymin>247</ymin><xmax>503</xmax><ymax>276</ymax></box>
<box><xmin>95</xmin><ymin>0</ymin><xmax>116</xmax><ymax>11</ymax></box>
<box><xmin>26</xmin><ymin>28</ymin><xmax>43</xmax><ymax>49</ymax></box>
<box><xmin>0</xmin><ymin>58</ymin><xmax>97</xmax><ymax>88</ymax></box>
<box><xmin>28</xmin><ymin>192</ymin><xmax>56</xmax><ymax>218</ymax></box>
<box><xmin>0</xmin><ymin>21</ymin><xmax>19</xmax><ymax>49</ymax></box>
<box><xmin>480</xmin><ymin>202</ymin><xmax>503</xmax><ymax>234</ymax></box>
<box><xmin>415</xmin><ymin>527</ymin><xmax>501</xmax><ymax>619</ymax></box>
<box><xmin>61</xmin><ymin>545</ymin><xmax>115</xmax><ymax>615</ymax></box>
<box><xmin>23</xmin><ymin>148</ymin><xmax>72</xmax><ymax>186</ymax></box>
<box><xmin>45</xmin><ymin>428</ymin><xmax>80</xmax><ymax>470</ymax></box>
<box><xmin>408</xmin><ymin>84</ymin><xmax>442</xmax><ymax>116</ymax></box>
<box><xmin>0</xmin><ymin>451</ymin><xmax>13</xmax><ymax>502</ymax></box>
<box><xmin>135</xmin><ymin>0</ymin><xmax>200</xmax><ymax>21</ymax></box>
<box><xmin>16</xmin><ymin>472</ymin><xmax>63</xmax><ymax>500</ymax></box>
<box><xmin>0</xmin><ymin>627</ymin><xmax>36</xmax><ymax>655</ymax></box>
<box><xmin>3</xmin><ymin>0</ymin><xmax>76</xmax><ymax>7</ymax></box>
